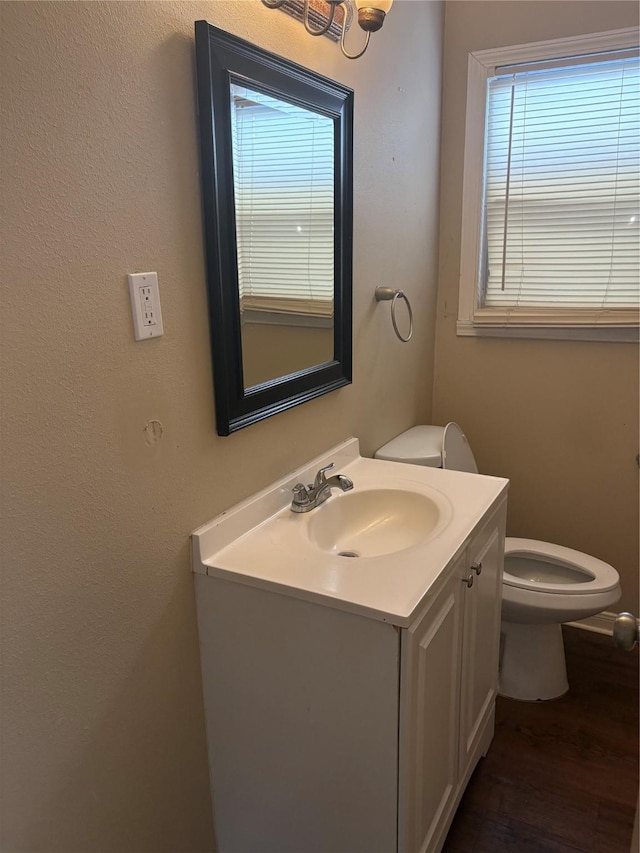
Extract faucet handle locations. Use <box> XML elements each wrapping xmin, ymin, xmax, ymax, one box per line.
<box><xmin>291</xmin><ymin>482</ymin><xmax>311</xmax><ymax>509</ymax></box>
<box><xmin>313</xmin><ymin>463</ymin><xmax>335</xmax><ymax>488</ymax></box>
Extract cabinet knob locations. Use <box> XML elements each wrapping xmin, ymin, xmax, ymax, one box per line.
<box><xmin>463</xmin><ymin>573</ymin><xmax>474</xmax><ymax>588</ymax></box>
<box><xmin>472</xmin><ymin>561</ymin><xmax>483</xmax><ymax>576</ymax></box>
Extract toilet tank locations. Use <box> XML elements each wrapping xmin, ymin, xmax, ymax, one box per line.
<box><xmin>374</xmin><ymin>425</ymin><xmax>445</xmax><ymax>467</ymax></box>
<box><xmin>374</xmin><ymin>424</ymin><xmax>479</xmax><ymax>474</ymax></box>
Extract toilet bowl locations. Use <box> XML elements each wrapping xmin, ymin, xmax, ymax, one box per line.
<box><xmin>500</xmin><ymin>538</ymin><xmax>620</xmax><ymax>700</ymax></box>
<box><xmin>503</xmin><ymin>538</ymin><xmax>621</xmax><ymax>624</ymax></box>
<box><xmin>375</xmin><ymin>424</ymin><xmax>621</xmax><ymax>701</ymax></box>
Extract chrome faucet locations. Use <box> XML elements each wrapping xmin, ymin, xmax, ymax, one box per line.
<box><xmin>290</xmin><ymin>463</ymin><xmax>354</xmax><ymax>513</ymax></box>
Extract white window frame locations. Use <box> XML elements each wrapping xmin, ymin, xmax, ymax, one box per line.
<box><xmin>458</xmin><ymin>27</ymin><xmax>640</xmax><ymax>342</ymax></box>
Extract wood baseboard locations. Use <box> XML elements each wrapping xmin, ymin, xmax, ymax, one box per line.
<box><xmin>565</xmin><ymin>611</ymin><xmax>617</xmax><ymax>636</ymax></box>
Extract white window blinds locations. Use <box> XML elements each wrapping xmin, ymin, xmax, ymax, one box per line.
<box><xmin>230</xmin><ymin>84</ymin><xmax>335</xmax><ymax>318</ymax></box>
<box><xmin>483</xmin><ymin>51</ymin><xmax>640</xmax><ymax>321</ymax></box>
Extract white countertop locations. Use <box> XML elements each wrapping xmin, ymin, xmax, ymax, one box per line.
<box><xmin>192</xmin><ymin>438</ymin><xmax>509</xmax><ymax>627</ymax></box>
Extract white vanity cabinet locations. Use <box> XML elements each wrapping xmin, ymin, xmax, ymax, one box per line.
<box><xmin>398</xmin><ymin>503</ymin><xmax>506</xmax><ymax>853</ymax></box>
<box><xmin>194</xmin><ymin>480</ymin><xmax>507</xmax><ymax>853</ymax></box>
<box><xmin>192</xmin><ymin>441</ymin><xmax>510</xmax><ymax>852</ymax></box>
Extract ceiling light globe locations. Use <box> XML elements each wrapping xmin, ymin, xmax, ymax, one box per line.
<box><xmin>354</xmin><ymin>0</ymin><xmax>393</xmax><ymax>32</ymax></box>
<box><xmin>355</xmin><ymin>0</ymin><xmax>393</xmax><ymax>10</ymax></box>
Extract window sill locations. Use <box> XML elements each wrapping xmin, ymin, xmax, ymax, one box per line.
<box><xmin>242</xmin><ymin>309</ymin><xmax>332</xmax><ymax>329</ymax></box>
<box><xmin>456</xmin><ymin>320</ymin><xmax>639</xmax><ymax>343</ymax></box>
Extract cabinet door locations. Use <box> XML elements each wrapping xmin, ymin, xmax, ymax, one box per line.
<box><xmin>459</xmin><ymin>508</ymin><xmax>506</xmax><ymax>778</ymax></box>
<box><xmin>398</xmin><ymin>557</ymin><xmax>465</xmax><ymax>853</ymax></box>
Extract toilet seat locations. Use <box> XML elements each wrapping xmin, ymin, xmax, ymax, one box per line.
<box><xmin>504</xmin><ymin>537</ymin><xmax>620</xmax><ymax>596</ymax></box>
<box><xmin>442</xmin><ymin>422</ymin><xmax>478</xmax><ymax>473</ymax></box>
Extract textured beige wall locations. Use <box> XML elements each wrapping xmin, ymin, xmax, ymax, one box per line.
<box><xmin>0</xmin><ymin>1</ymin><xmax>443</xmax><ymax>850</ymax></box>
<box><xmin>434</xmin><ymin>2</ymin><xmax>639</xmax><ymax>613</ymax></box>
<box><xmin>241</xmin><ymin>323</ymin><xmax>333</xmax><ymax>387</ymax></box>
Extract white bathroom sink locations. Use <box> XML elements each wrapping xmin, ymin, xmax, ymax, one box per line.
<box><xmin>192</xmin><ymin>438</ymin><xmax>509</xmax><ymax>626</ymax></box>
<box><xmin>307</xmin><ymin>488</ymin><xmax>442</xmax><ymax>558</ymax></box>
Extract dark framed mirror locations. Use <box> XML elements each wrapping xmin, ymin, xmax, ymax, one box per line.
<box><xmin>194</xmin><ymin>21</ymin><xmax>353</xmax><ymax>435</ymax></box>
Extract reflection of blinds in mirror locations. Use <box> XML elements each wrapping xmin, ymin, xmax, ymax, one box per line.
<box><xmin>484</xmin><ymin>53</ymin><xmax>640</xmax><ymax>315</ymax></box>
<box><xmin>231</xmin><ymin>85</ymin><xmax>335</xmax><ymax>317</ymax></box>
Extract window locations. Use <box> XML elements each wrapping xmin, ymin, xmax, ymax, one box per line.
<box><xmin>458</xmin><ymin>28</ymin><xmax>639</xmax><ymax>341</ymax></box>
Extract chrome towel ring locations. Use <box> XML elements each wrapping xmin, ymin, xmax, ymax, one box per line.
<box><xmin>375</xmin><ymin>286</ymin><xmax>413</xmax><ymax>343</ymax></box>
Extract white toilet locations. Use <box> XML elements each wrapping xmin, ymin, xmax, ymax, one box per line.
<box><xmin>375</xmin><ymin>424</ymin><xmax>621</xmax><ymax>702</ymax></box>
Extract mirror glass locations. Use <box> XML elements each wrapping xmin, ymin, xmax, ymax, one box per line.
<box><xmin>230</xmin><ymin>83</ymin><xmax>335</xmax><ymax>389</ymax></box>
<box><xmin>195</xmin><ymin>22</ymin><xmax>353</xmax><ymax>435</ymax></box>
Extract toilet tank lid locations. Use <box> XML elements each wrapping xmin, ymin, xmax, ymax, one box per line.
<box><xmin>374</xmin><ymin>425</ymin><xmax>444</xmax><ymax>466</ymax></box>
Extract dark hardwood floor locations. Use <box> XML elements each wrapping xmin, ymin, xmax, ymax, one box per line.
<box><xmin>443</xmin><ymin>626</ymin><xmax>639</xmax><ymax>853</ymax></box>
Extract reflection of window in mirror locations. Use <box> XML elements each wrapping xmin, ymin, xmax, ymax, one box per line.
<box><xmin>230</xmin><ymin>84</ymin><xmax>336</xmax><ymax>388</ymax></box>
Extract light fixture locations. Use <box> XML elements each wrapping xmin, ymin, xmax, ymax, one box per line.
<box><xmin>261</xmin><ymin>0</ymin><xmax>393</xmax><ymax>60</ymax></box>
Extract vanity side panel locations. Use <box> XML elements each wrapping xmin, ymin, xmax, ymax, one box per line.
<box><xmin>194</xmin><ymin>574</ymin><xmax>400</xmax><ymax>853</ymax></box>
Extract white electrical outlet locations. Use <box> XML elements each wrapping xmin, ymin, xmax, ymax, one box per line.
<box><xmin>128</xmin><ymin>272</ymin><xmax>164</xmax><ymax>340</ymax></box>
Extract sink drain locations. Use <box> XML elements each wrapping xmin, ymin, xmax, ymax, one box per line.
<box><xmin>338</xmin><ymin>550</ymin><xmax>359</xmax><ymax>558</ymax></box>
